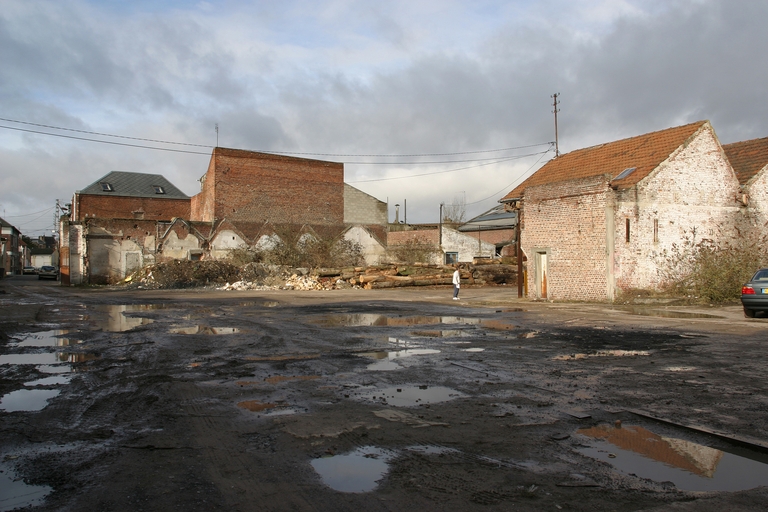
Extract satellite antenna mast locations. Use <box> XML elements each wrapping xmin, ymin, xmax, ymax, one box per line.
<box><xmin>552</xmin><ymin>93</ymin><xmax>560</xmax><ymax>157</ymax></box>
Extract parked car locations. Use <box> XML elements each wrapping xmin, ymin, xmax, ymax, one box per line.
<box><xmin>23</xmin><ymin>266</ymin><xmax>37</xmax><ymax>275</ymax></box>
<box><xmin>741</xmin><ymin>268</ymin><xmax>768</xmax><ymax>318</ymax></box>
<box><xmin>38</xmin><ymin>266</ymin><xmax>59</xmax><ymax>280</ymax></box>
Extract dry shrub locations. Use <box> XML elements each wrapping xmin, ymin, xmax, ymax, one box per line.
<box><xmin>149</xmin><ymin>260</ymin><xmax>240</xmax><ymax>288</ymax></box>
<box><xmin>389</xmin><ymin>239</ymin><xmax>439</xmax><ymax>265</ymax></box>
<box><xmin>660</xmin><ymin>227</ymin><xmax>768</xmax><ymax>303</ymax></box>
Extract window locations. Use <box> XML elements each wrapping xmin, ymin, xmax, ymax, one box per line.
<box><xmin>625</xmin><ymin>218</ymin><xmax>631</xmax><ymax>243</ymax></box>
<box><xmin>653</xmin><ymin>219</ymin><xmax>659</xmax><ymax>243</ymax></box>
<box><xmin>100</xmin><ymin>182</ymin><xmax>113</xmax><ymax>192</ymax></box>
<box><xmin>153</xmin><ymin>186</ymin><xmax>166</xmax><ymax>194</ymax></box>
<box><xmin>445</xmin><ymin>252</ymin><xmax>458</xmax><ymax>265</ymax></box>
<box><xmin>615</xmin><ymin>167</ymin><xmax>637</xmax><ymax>180</ymax></box>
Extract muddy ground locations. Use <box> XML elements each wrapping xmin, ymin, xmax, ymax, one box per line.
<box><xmin>2</xmin><ymin>276</ymin><xmax>768</xmax><ymax>511</ymax></box>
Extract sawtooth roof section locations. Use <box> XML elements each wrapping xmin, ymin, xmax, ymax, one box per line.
<box><xmin>722</xmin><ymin>136</ymin><xmax>768</xmax><ymax>186</ymax></box>
<box><xmin>501</xmin><ymin>120</ymin><xmax>708</xmax><ymax>202</ymax></box>
<box><xmin>79</xmin><ymin>171</ymin><xmax>189</xmax><ymax>199</ymax></box>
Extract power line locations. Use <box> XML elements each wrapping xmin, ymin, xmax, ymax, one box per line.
<box><xmin>348</xmin><ymin>149</ymin><xmax>551</xmax><ymax>183</ymax></box>
<box><xmin>465</xmin><ymin>148</ymin><xmax>553</xmax><ymax>206</ymax></box>
<box><xmin>0</xmin><ymin>116</ymin><xmax>553</xmax><ymax>159</ymax></box>
<box><xmin>3</xmin><ymin>206</ymin><xmax>55</xmax><ymax>218</ymax></box>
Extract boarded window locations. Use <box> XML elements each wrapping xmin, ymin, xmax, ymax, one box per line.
<box><xmin>625</xmin><ymin>218</ymin><xmax>631</xmax><ymax>243</ymax></box>
<box><xmin>653</xmin><ymin>219</ymin><xmax>659</xmax><ymax>243</ymax></box>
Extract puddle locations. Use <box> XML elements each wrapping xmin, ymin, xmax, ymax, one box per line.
<box><xmin>553</xmin><ymin>350</ymin><xmax>651</xmax><ymax>361</ymax></box>
<box><xmin>0</xmin><ymin>462</ymin><xmax>51</xmax><ymax>510</ymax></box>
<box><xmin>36</xmin><ymin>365</ymin><xmax>71</xmax><ymax>374</ymax></box>
<box><xmin>462</xmin><ymin>348</ymin><xmax>485</xmax><ymax>352</ymax></box>
<box><xmin>665</xmin><ymin>366</ymin><xmax>697</xmax><ymax>372</ymax></box>
<box><xmin>610</xmin><ymin>307</ymin><xmax>722</xmax><ymax>319</ymax></box>
<box><xmin>358</xmin><ymin>349</ymin><xmax>440</xmax><ymax>371</ymax></box>
<box><xmin>170</xmin><ymin>325</ymin><xmax>241</xmax><ymax>335</ymax></box>
<box><xmin>0</xmin><ymin>389</ymin><xmax>60</xmax><ymax>412</ymax></box>
<box><xmin>12</xmin><ymin>330</ymin><xmax>82</xmax><ymax>347</ymax></box>
<box><xmin>316</xmin><ymin>314</ymin><xmax>483</xmax><ymax>327</ymax></box>
<box><xmin>1</xmin><ymin>353</ymin><xmax>67</xmax><ymax>365</ymax></box>
<box><xmin>412</xmin><ymin>330</ymin><xmax>466</xmax><ymax>337</ymax></box>
<box><xmin>578</xmin><ymin>424</ymin><xmax>768</xmax><ymax>491</ymax></box>
<box><xmin>356</xmin><ymin>385</ymin><xmax>464</xmax><ymax>407</ymax></box>
<box><xmin>84</xmin><ymin>305</ymin><xmax>156</xmax><ymax>332</ymax></box>
<box><xmin>24</xmin><ymin>376</ymin><xmax>72</xmax><ymax>386</ymax></box>
<box><xmin>311</xmin><ymin>446</ymin><xmax>392</xmax><ymax>493</ymax></box>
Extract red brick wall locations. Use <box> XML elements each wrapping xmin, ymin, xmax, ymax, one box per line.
<box><xmin>75</xmin><ymin>195</ymin><xmax>190</xmax><ymax>221</ymax></box>
<box><xmin>191</xmin><ymin>148</ymin><xmax>344</xmax><ymax>225</ymax></box>
<box><xmin>387</xmin><ymin>230</ymin><xmax>439</xmax><ymax>245</ymax></box>
<box><xmin>522</xmin><ymin>175</ymin><xmax>612</xmax><ymax>301</ymax></box>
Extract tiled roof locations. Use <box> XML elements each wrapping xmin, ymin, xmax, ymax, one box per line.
<box><xmin>722</xmin><ymin>136</ymin><xmax>768</xmax><ymax>185</ymax></box>
<box><xmin>79</xmin><ymin>171</ymin><xmax>189</xmax><ymax>199</ymax></box>
<box><xmin>501</xmin><ymin>121</ymin><xmax>708</xmax><ymax>201</ymax></box>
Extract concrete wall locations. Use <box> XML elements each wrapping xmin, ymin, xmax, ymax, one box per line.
<box><xmin>342</xmin><ymin>226</ymin><xmax>387</xmax><ymax>266</ymax></box>
<box><xmin>210</xmin><ymin>229</ymin><xmax>247</xmax><ymax>260</ymax></box>
<box><xmin>344</xmin><ymin>184</ymin><xmax>387</xmax><ymax>225</ymax></box>
<box><xmin>441</xmin><ymin>227</ymin><xmax>496</xmax><ymax>262</ymax></box>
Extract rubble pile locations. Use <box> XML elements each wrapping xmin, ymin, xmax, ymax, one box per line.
<box><xmin>124</xmin><ymin>260</ymin><xmax>517</xmax><ymax>291</ymax></box>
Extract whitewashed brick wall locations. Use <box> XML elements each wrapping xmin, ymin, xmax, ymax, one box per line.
<box><xmin>613</xmin><ymin>125</ymin><xmax>742</xmax><ymax>292</ymax></box>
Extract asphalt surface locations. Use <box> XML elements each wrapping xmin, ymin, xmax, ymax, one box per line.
<box><xmin>2</xmin><ymin>275</ymin><xmax>768</xmax><ymax>511</ymax></box>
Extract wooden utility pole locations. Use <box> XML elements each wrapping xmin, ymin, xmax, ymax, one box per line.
<box><xmin>552</xmin><ymin>93</ymin><xmax>560</xmax><ymax>157</ymax></box>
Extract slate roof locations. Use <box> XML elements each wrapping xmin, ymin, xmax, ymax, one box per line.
<box><xmin>79</xmin><ymin>171</ymin><xmax>189</xmax><ymax>199</ymax></box>
<box><xmin>458</xmin><ymin>204</ymin><xmax>517</xmax><ymax>232</ymax></box>
<box><xmin>722</xmin><ymin>136</ymin><xmax>768</xmax><ymax>186</ymax></box>
<box><xmin>500</xmin><ymin>121</ymin><xmax>708</xmax><ymax>202</ymax></box>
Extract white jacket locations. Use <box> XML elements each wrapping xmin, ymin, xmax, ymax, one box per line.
<box><xmin>452</xmin><ymin>270</ymin><xmax>461</xmax><ymax>286</ymax></box>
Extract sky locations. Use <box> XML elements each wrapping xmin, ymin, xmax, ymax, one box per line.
<box><xmin>2</xmin><ymin>0</ymin><xmax>767</xmax><ymax>237</ymax></box>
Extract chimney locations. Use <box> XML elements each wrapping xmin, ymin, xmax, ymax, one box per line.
<box><xmin>394</xmin><ymin>204</ymin><xmax>400</xmax><ymax>224</ymax></box>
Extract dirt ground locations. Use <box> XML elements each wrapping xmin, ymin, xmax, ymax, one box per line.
<box><xmin>2</xmin><ymin>276</ymin><xmax>768</xmax><ymax>512</ymax></box>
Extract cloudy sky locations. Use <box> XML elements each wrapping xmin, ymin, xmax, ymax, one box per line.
<box><xmin>1</xmin><ymin>0</ymin><xmax>767</xmax><ymax>237</ymax></box>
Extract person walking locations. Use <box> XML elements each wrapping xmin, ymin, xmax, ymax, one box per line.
<box><xmin>452</xmin><ymin>265</ymin><xmax>461</xmax><ymax>300</ymax></box>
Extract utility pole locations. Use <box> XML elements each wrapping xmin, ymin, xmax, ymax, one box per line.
<box><xmin>552</xmin><ymin>93</ymin><xmax>560</xmax><ymax>157</ymax></box>
<box><xmin>54</xmin><ymin>199</ymin><xmax>60</xmax><ymax>241</ymax></box>
<box><xmin>215</xmin><ymin>123</ymin><xmax>219</xmax><ymax>147</ymax></box>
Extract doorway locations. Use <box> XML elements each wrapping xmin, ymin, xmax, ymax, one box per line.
<box><xmin>535</xmin><ymin>251</ymin><xmax>548</xmax><ymax>299</ymax></box>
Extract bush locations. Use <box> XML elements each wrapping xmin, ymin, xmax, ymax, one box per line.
<box><xmin>661</xmin><ymin>228</ymin><xmax>768</xmax><ymax>303</ymax></box>
<box><xmin>389</xmin><ymin>239</ymin><xmax>439</xmax><ymax>265</ymax></box>
<box><xmin>239</xmin><ymin>230</ymin><xmax>363</xmax><ymax>268</ymax></box>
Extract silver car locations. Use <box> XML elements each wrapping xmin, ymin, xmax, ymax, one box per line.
<box><xmin>741</xmin><ymin>268</ymin><xmax>768</xmax><ymax>318</ymax></box>
<box><xmin>38</xmin><ymin>266</ymin><xmax>59</xmax><ymax>280</ymax></box>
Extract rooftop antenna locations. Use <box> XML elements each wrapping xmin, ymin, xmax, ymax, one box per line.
<box><xmin>551</xmin><ymin>93</ymin><xmax>560</xmax><ymax>157</ymax></box>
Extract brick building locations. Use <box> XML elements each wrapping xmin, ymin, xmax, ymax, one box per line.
<box><xmin>500</xmin><ymin>121</ymin><xmax>746</xmax><ymax>301</ymax></box>
<box><xmin>722</xmin><ymin>136</ymin><xmax>768</xmax><ymax>229</ymax></box>
<box><xmin>62</xmin><ymin>148</ymin><xmax>387</xmax><ymax>284</ymax></box>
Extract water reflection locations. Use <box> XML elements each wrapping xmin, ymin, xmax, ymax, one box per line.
<box><xmin>0</xmin><ymin>462</ymin><xmax>51</xmax><ymax>510</ymax></box>
<box><xmin>12</xmin><ymin>330</ymin><xmax>82</xmax><ymax>347</ymax></box>
<box><xmin>578</xmin><ymin>424</ymin><xmax>768</xmax><ymax>491</ymax></box>
<box><xmin>170</xmin><ymin>326</ymin><xmax>241</xmax><ymax>335</ymax></box>
<box><xmin>316</xmin><ymin>314</ymin><xmax>483</xmax><ymax>327</ymax></box>
<box><xmin>358</xmin><ymin>349</ymin><xmax>440</xmax><ymax>371</ymax></box>
<box><xmin>356</xmin><ymin>385</ymin><xmax>464</xmax><ymax>407</ymax></box>
<box><xmin>311</xmin><ymin>446</ymin><xmax>391</xmax><ymax>493</ymax></box>
<box><xmin>0</xmin><ymin>389</ymin><xmax>60</xmax><ymax>412</ymax></box>
<box><xmin>84</xmin><ymin>305</ymin><xmax>155</xmax><ymax>332</ymax></box>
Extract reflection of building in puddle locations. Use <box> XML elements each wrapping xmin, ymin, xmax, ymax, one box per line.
<box><xmin>170</xmin><ymin>325</ymin><xmax>241</xmax><ymax>335</ymax></box>
<box><xmin>462</xmin><ymin>348</ymin><xmax>485</xmax><ymax>352</ymax></box>
<box><xmin>412</xmin><ymin>330</ymin><xmax>465</xmax><ymax>338</ymax></box>
<box><xmin>57</xmin><ymin>352</ymin><xmax>100</xmax><ymax>363</ymax></box>
<box><xmin>316</xmin><ymin>314</ymin><xmax>483</xmax><ymax>327</ymax></box>
<box><xmin>13</xmin><ymin>330</ymin><xmax>82</xmax><ymax>347</ymax></box>
<box><xmin>85</xmin><ymin>305</ymin><xmax>155</xmax><ymax>332</ymax></box>
<box><xmin>358</xmin><ymin>349</ymin><xmax>440</xmax><ymax>371</ymax></box>
<box><xmin>554</xmin><ymin>350</ymin><xmax>651</xmax><ymax>361</ymax></box>
<box><xmin>263</xmin><ymin>375</ymin><xmax>320</xmax><ymax>384</ymax></box>
<box><xmin>578</xmin><ymin>424</ymin><xmax>723</xmax><ymax>477</ymax></box>
<box><xmin>357</xmin><ymin>385</ymin><xmax>463</xmax><ymax>407</ymax></box>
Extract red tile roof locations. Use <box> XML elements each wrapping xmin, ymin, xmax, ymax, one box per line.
<box><xmin>722</xmin><ymin>136</ymin><xmax>768</xmax><ymax>185</ymax></box>
<box><xmin>501</xmin><ymin>121</ymin><xmax>708</xmax><ymax>201</ymax></box>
